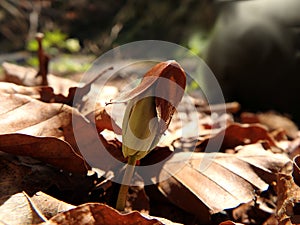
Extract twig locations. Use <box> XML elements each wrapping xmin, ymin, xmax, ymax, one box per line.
<box><xmin>198</xmin><ymin>101</ymin><xmax>240</xmax><ymax>114</ymax></box>
<box><xmin>35</xmin><ymin>33</ymin><xmax>49</xmax><ymax>86</ymax></box>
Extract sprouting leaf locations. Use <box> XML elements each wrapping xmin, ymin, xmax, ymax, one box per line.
<box><xmin>116</xmin><ymin>60</ymin><xmax>186</xmax><ymax>211</ymax></box>
<box><xmin>155</xmin><ymin>143</ymin><xmax>290</xmax><ymax>223</ymax></box>
<box><xmin>120</xmin><ymin>60</ymin><xmax>186</xmax><ymax>159</ymax></box>
<box><xmin>113</xmin><ymin>60</ymin><xmax>186</xmax><ymax>133</ymax></box>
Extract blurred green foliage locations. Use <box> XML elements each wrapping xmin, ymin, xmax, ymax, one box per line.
<box><xmin>0</xmin><ymin>0</ymin><xmax>215</xmax><ymax>54</ymax></box>
<box><xmin>25</xmin><ymin>29</ymin><xmax>88</xmax><ymax>75</ymax></box>
<box><xmin>26</xmin><ymin>30</ymin><xmax>80</xmax><ymax>54</ymax></box>
<box><xmin>187</xmin><ymin>32</ymin><xmax>209</xmax><ymax>56</ymax></box>
<box><xmin>0</xmin><ymin>0</ymin><xmax>215</xmax><ymax>75</ymax></box>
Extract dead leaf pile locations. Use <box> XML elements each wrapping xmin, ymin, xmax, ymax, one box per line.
<box><xmin>0</xmin><ymin>61</ymin><xmax>300</xmax><ymax>225</ymax></box>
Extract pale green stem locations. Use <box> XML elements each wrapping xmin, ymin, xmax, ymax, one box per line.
<box><xmin>116</xmin><ymin>155</ymin><xmax>137</xmax><ymax>211</ymax></box>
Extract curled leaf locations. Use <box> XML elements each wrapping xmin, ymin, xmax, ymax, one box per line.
<box><xmin>114</xmin><ymin>60</ymin><xmax>186</xmax><ymax>133</ymax></box>
<box><xmin>120</xmin><ymin>61</ymin><xmax>186</xmax><ymax>160</ymax></box>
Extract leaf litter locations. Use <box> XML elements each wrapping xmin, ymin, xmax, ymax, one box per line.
<box><xmin>0</xmin><ymin>61</ymin><xmax>299</xmax><ymax>225</ymax></box>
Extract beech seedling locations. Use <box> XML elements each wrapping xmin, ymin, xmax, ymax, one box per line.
<box><xmin>115</xmin><ymin>60</ymin><xmax>186</xmax><ymax>211</ymax></box>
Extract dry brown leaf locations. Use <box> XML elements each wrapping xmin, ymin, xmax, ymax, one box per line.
<box><xmin>0</xmin><ymin>81</ymin><xmax>41</xmax><ymax>99</ymax></box>
<box><xmin>197</xmin><ymin>123</ymin><xmax>277</xmax><ymax>152</ymax></box>
<box><xmin>0</xmin><ymin>81</ymin><xmax>73</xmax><ymax>105</ymax></box>
<box><xmin>276</xmin><ymin>173</ymin><xmax>300</xmax><ymax>225</ymax></box>
<box><xmin>2</xmin><ymin>62</ymin><xmax>77</xmax><ymax>96</ymax></box>
<box><xmin>0</xmin><ymin>134</ymin><xmax>88</xmax><ymax>174</ymax></box>
<box><xmin>31</xmin><ymin>192</ymin><xmax>75</xmax><ymax>219</ymax></box>
<box><xmin>231</xmin><ymin>199</ymin><xmax>274</xmax><ymax>224</ymax></box>
<box><xmin>0</xmin><ymin>192</ymin><xmax>44</xmax><ymax>225</ymax></box>
<box><xmin>86</xmin><ymin>105</ymin><xmax>122</xmax><ymax>135</ymax></box>
<box><xmin>0</xmin><ymin>151</ymin><xmax>97</xmax><ymax>210</ymax></box>
<box><xmin>283</xmin><ymin>135</ymin><xmax>300</xmax><ymax>159</ymax></box>
<box><xmin>0</xmin><ymin>191</ymin><xmax>76</xmax><ymax>225</ymax></box>
<box><xmin>0</xmin><ymin>82</ymin><xmax>122</xmax><ymax>136</ymax></box>
<box><xmin>0</xmin><ymin>152</ymin><xmax>34</xmax><ymax>198</ymax></box>
<box><xmin>241</xmin><ymin>112</ymin><xmax>299</xmax><ymax>139</ymax></box>
<box><xmin>0</xmin><ymin>91</ymin><xmax>89</xmax><ymax>174</ymax></box>
<box><xmin>0</xmin><ymin>89</ymin><xmax>124</xmax><ymax>173</ymax></box>
<box><xmin>38</xmin><ymin>203</ymin><xmax>164</xmax><ymax>225</ymax></box>
<box><xmin>221</xmin><ymin>123</ymin><xmax>277</xmax><ymax>149</ymax></box>
<box><xmin>156</xmin><ymin>143</ymin><xmax>290</xmax><ymax>224</ymax></box>
<box><xmin>2</xmin><ymin>63</ymin><xmax>117</xmax><ymax>108</ymax></box>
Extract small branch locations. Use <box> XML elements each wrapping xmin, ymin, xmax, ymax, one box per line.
<box><xmin>35</xmin><ymin>33</ymin><xmax>49</xmax><ymax>86</ymax></box>
<box><xmin>198</xmin><ymin>101</ymin><xmax>241</xmax><ymax>114</ymax></box>
<box><xmin>116</xmin><ymin>156</ymin><xmax>137</xmax><ymax>211</ymax></box>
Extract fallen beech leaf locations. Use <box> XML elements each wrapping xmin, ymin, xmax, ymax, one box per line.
<box><xmin>0</xmin><ymin>134</ymin><xmax>87</xmax><ymax>175</ymax></box>
<box><xmin>0</xmin><ymin>92</ymin><xmax>89</xmax><ymax>174</ymax></box>
<box><xmin>3</xmin><ymin>62</ymin><xmax>77</xmax><ymax>96</ymax></box>
<box><xmin>221</xmin><ymin>123</ymin><xmax>277</xmax><ymax>149</ymax></box>
<box><xmin>0</xmin><ymin>82</ymin><xmax>41</xmax><ymax>98</ymax></box>
<box><xmin>0</xmin><ymin>192</ymin><xmax>44</xmax><ymax>225</ymax></box>
<box><xmin>0</xmin><ymin>152</ymin><xmax>96</xmax><ymax>207</ymax></box>
<box><xmin>0</xmin><ymin>81</ymin><xmax>70</xmax><ymax>105</ymax></box>
<box><xmin>283</xmin><ymin>134</ymin><xmax>300</xmax><ymax>159</ymax></box>
<box><xmin>0</xmin><ymin>192</ymin><xmax>77</xmax><ymax>225</ymax></box>
<box><xmin>241</xmin><ymin>112</ymin><xmax>299</xmax><ymax>139</ymax></box>
<box><xmin>276</xmin><ymin>173</ymin><xmax>300</xmax><ymax>224</ymax></box>
<box><xmin>156</xmin><ymin>144</ymin><xmax>290</xmax><ymax>223</ymax></box>
<box><xmin>2</xmin><ymin>63</ymin><xmax>115</xmax><ymax>108</ymax></box>
<box><xmin>197</xmin><ymin>123</ymin><xmax>277</xmax><ymax>152</ymax></box>
<box><xmin>38</xmin><ymin>203</ymin><xmax>164</xmax><ymax>225</ymax></box>
<box><xmin>231</xmin><ymin>199</ymin><xmax>273</xmax><ymax>224</ymax></box>
<box><xmin>0</xmin><ymin>89</ymin><xmax>124</xmax><ymax>173</ymax></box>
<box><xmin>0</xmin><ymin>90</ymin><xmax>124</xmax><ymax>173</ymax></box>
<box><xmin>0</xmin><ymin>82</ymin><xmax>121</xmax><ymax>135</ymax></box>
<box><xmin>31</xmin><ymin>192</ymin><xmax>75</xmax><ymax>219</ymax></box>
<box><xmin>0</xmin><ymin>153</ymin><xmax>32</xmax><ymax>197</ymax></box>
<box><xmin>86</xmin><ymin>105</ymin><xmax>122</xmax><ymax>134</ymax></box>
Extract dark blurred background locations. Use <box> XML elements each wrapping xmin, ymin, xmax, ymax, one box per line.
<box><xmin>1</xmin><ymin>0</ymin><xmax>300</xmax><ymax>123</ymax></box>
<box><xmin>0</xmin><ymin>0</ymin><xmax>215</xmax><ymax>54</ymax></box>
